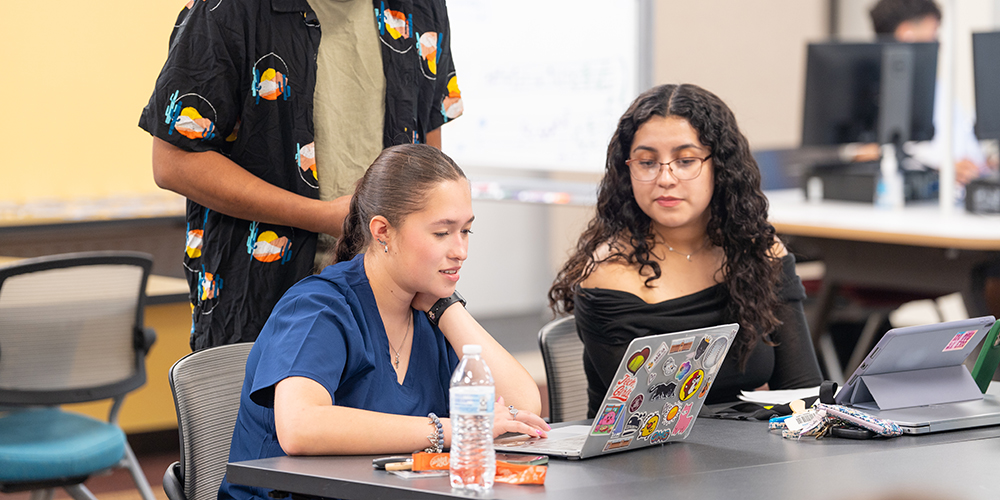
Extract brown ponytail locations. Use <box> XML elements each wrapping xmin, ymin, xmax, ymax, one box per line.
<box><xmin>331</xmin><ymin>144</ymin><xmax>466</xmax><ymax>264</ymax></box>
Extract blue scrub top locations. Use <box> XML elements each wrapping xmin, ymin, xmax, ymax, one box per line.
<box><xmin>219</xmin><ymin>254</ymin><xmax>460</xmax><ymax>500</ymax></box>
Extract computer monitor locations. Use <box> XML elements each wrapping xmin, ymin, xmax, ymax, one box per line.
<box><xmin>801</xmin><ymin>41</ymin><xmax>938</xmax><ymax>147</ymax></box>
<box><xmin>973</xmin><ymin>31</ymin><xmax>1000</xmax><ymax>141</ymax></box>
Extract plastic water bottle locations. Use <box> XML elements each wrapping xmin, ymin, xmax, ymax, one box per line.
<box><xmin>876</xmin><ymin>143</ymin><xmax>904</xmax><ymax>209</ymax></box>
<box><xmin>449</xmin><ymin>344</ymin><xmax>495</xmax><ymax>491</ymax></box>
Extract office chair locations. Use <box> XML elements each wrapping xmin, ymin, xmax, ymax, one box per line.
<box><xmin>0</xmin><ymin>251</ymin><xmax>157</xmax><ymax>500</ymax></box>
<box><xmin>538</xmin><ymin>315</ymin><xmax>589</xmax><ymax>423</ymax></box>
<box><xmin>163</xmin><ymin>342</ymin><xmax>253</xmax><ymax>500</ymax></box>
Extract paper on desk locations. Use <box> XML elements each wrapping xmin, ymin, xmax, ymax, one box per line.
<box><xmin>389</xmin><ymin>470</ymin><xmax>448</xmax><ymax>479</ymax></box>
<box><xmin>738</xmin><ymin>387</ymin><xmax>821</xmax><ymax>405</ymax></box>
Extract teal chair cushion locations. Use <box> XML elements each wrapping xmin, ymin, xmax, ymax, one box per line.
<box><xmin>0</xmin><ymin>408</ymin><xmax>126</xmax><ymax>482</ymax></box>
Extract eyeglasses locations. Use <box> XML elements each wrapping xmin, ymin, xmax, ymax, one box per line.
<box><xmin>625</xmin><ymin>155</ymin><xmax>712</xmax><ymax>182</ymax></box>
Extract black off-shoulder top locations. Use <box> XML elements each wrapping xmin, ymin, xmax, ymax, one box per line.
<box><xmin>574</xmin><ymin>254</ymin><xmax>822</xmax><ymax>417</ymax></box>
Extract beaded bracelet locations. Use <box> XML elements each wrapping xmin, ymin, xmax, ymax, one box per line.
<box><xmin>423</xmin><ymin>412</ymin><xmax>444</xmax><ymax>453</ymax></box>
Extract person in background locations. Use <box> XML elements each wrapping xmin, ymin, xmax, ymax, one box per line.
<box><xmin>219</xmin><ymin>144</ymin><xmax>547</xmax><ymax>500</ymax></box>
<box><xmin>549</xmin><ymin>84</ymin><xmax>823</xmax><ymax>416</ymax></box>
<box><xmin>869</xmin><ymin>0</ymin><xmax>993</xmax><ymax>185</ymax></box>
<box><xmin>139</xmin><ymin>0</ymin><xmax>463</xmax><ymax>350</ymax></box>
<box><xmin>871</xmin><ymin>0</ymin><xmax>1000</xmax><ymax>321</ymax></box>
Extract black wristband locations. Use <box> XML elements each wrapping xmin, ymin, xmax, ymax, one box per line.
<box><xmin>427</xmin><ymin>291</ymin><xmax>465</xmax><ymax>326</ymax></box>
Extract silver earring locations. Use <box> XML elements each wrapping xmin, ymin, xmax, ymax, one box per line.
<box><xmin>378</xmin><ymin>239</ymin><xmax>388</xmax><ymax>253</ymax></box>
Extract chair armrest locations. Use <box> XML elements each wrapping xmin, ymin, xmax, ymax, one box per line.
<box><xmin>136</xmin><ymin>327</ymin><xmax>157</xmax><ymax>354</ymax></box>
<box><xmin>163</xmin><ymin>461</ymin><xmax>186</xmax><ymax>500</ymax></box>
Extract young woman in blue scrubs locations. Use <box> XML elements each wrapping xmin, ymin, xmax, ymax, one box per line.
<box><xmin>220</xmin><ymin>144</ymin><xmax>548</xmax><ymax>500</ymax></box>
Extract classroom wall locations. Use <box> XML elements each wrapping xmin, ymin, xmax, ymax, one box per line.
<box><xmin>652</xmin><ymin>0</ymin><xmax>829</xmax><ymax>150</ymax></box>
<box><xmin>0</xmin><ymin>1</ymin><xmax>827</xmax><ymax>205</ymax></box>
<box><xmin>0</xmin><ymin>1</ymin><xmax>181</xmax><ymax>202</ymax></box>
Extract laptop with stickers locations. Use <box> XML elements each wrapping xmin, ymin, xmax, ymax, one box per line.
<box><xmin>495</xmin><ymin>323</ymin><xmax>739</xmax><ymax>459</ymax></box>
<box><xmin>836</xmin><ymin>316</ymin><xmax>1000</xmax><ymax>434</ymax></box>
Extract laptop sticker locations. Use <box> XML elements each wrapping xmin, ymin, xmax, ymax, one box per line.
<box><xmin>645</xmin><ymin>342</ymin><xmax>669</xmax><ymax>384</ymax></box>
<box><xmin>649</xmin><ymin>429</ymin><xmax>671</xmax><ymax>444</ymax></box>
<box><xmin>638</xmin><ymin>414</ymin><xmax>659</xmax><ymax>441</ymax></box>
<box><xmin>628</xmin><ymin>394</ymin><xmax>644</xmax><ymax>413</ymax></box>
<box><xmin>626</xmin><ymin>347</ymin><xmax>651</xmax><ymax>374</ymax></box>
<box><xmin>649</xmin><ymin>382</ymin><xmax>677</xmax><ymax>400</ymax></box>
<box><xmin>592</xmin><ymin>403</ymin><xmax>624</xmax><ymax>435</ymax></box>
<box><xmin>702</xmin><ymin>336</ymin><xmax>728</xmax><ymax>369</ymax></box>
<box><xmin>676</xmin><ymin>361</ymin><xmax>693</xmax><ymax>381</ymax></box>
<box><xmin>698</xmin><ymin>376</ymin><xmax>712</xmax><ymax>399</ymax></box>
<box><xmin>679</xmin><ymin>369</ymin><xmax>705</xmax><ymax>401</ymax></box>
<box><xmin>669</xmin><ymin>336</ymin><xmax>696</xmax><ymax>353</ymax></box>
<box><xmin>611</xmin><ymin>407</ymin><xmax>628</xmax><ymax>437</ymax></box>
<box><xmin>694</xmin><ymin>336</ymin><xmax>710</xmax><ymax>360</ymax></box>
<box><xmin>603</xmin><ymin>436</ymin><xmax>633</xmax><ymax>452</ymax></box>
<box><xmin>671</xmin><ymin>404</ymin><xmax>695</xmax><ymax>436</ymax></box>
<box><xmin>610</xmin><ymin>373</ymin><xmax>637</xmax><ymax>402</ymax></box>
<box><xmin>621</xmin><ymin>413</ymin><xmax>646</xmax><ymax>439</ymax></box>
<box><xmin>663</xmin><ymin>403</ymin><xmax>679</xmax><ymax>421</ymax></box>
<box><xmin>943</xmin><ymin>330</ymin><xmax>977</xmax><ymax>352</ymax></box>
<box><xmin>662</xmin><ymin>357</ymin><xmax>677</xmax><ymax>377</ymax></box>
<box><xmin>645</xmin><ymin>342</ymin><xmax>669</xmax><ymax>373</ymax></box>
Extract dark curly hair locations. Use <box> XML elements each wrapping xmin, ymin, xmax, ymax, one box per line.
<box><xmin>869</xmin><ymin>0</ymin><xmax>941</xmax><ymax>36</ymax></box>
<box><xmin>548</xmin><ymin>84</ymin><xmax>781</xmax><ymax>370</ymax></box>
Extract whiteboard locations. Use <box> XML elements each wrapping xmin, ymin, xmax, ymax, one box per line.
<box><xmin>444</xmin><ymin>1</ymin><xmax>644</xmax><ymax>173</ymax></box>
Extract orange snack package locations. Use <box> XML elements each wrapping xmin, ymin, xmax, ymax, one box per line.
<box><xmin>411</xmin><ymin>452</ymin><xmax>449</xmax><ymax>471</ymax></box>
<box><xmin>495</xmin><ymin>461</ymin><xmax>547</xmax><ymax>485</ymax></box>
<box><xmin>411</xmin><ymin>454</ymin><xmax>547</xmax><ymax>484</ymax></box>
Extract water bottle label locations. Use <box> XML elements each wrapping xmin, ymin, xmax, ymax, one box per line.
<box><xmin>451</xmin><ymin>389</ymin><xmax>495</xmax><ymax>415</ymax></box>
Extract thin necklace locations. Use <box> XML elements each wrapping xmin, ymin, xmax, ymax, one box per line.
<box><xmin>388</xmin><ymin>312</ymin><xmax>413</xmax><ymax>369</ymax></box>
<box><xmin>665</xmin><ymin>238</ymin><xmax>709</xmax><ymax>262</ymax></box>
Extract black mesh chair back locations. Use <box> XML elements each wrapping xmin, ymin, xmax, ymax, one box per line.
<box><xmin>164</xmin><ymin>342</ymin><xmax>253</xmax><ymax>500</ymax></box>
<box><xmin>0</xmin><ymin>251</ymin><xmax>156</xmax><ymax>500</ymax></box>
<box><xmin>538</xmin><ymin>315</ymin><xmax>588</xmax><ymax>422</ymax></box>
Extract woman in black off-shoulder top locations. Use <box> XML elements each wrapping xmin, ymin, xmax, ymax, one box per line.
<box><xmin>549</xmin><ymin>84</ymin><xmax>822</xmax><ymax>417</ymax></box>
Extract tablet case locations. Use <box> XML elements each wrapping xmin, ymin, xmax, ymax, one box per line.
<box><xmin>837</xmin><ymin>316</ymin><xmax>996</xmax><ymax>411</ymax></box>
<box><xmin>971</xmin><ymin>321</ymin><xmax>1000</xmax><ymax>393</ymax></box>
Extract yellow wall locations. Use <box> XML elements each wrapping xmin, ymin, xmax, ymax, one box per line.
<box><xmin>0</xmin><ymin>1</ymin><xmax>184</xmax><ymax>202</ymax></box>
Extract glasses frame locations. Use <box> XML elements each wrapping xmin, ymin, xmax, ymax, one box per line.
<box><xmin>625</xmin><ymin>154</ymin><xmax>713</xmax><ymax>182</ymax></box>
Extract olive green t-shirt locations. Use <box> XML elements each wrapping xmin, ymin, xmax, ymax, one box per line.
<box><xmin>310</xmin><ymin>0</ymin><xmax>386</xmax><ymax>202</ymax></box>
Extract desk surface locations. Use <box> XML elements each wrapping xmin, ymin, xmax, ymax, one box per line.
<box><xmin>227</xmin><ymin>417</ymin><xmax>1000</xmax><ymax>500</ymax></box>
<box><xmin>767</xmin><ymin>189</ymin><xmax>1000</xmax><ymax>250</ymax></box>
<box><xmin>0</xmin><ymin>256</ymin><xmax>188</xmax><ymax>302</ymax></box>
<box><xmin>0</xmin><ymin>193</ymin><xmax>185</xmax><ymax>229</ymax></box>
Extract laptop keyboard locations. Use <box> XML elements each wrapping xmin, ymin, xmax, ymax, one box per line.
<box><xmin>527</xmin><ymin>433</ymin><xmax>587</xmax><ymax>453</ymax></box>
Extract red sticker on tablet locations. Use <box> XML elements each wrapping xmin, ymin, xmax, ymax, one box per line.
<box><xmin>943</xmin><ymin>330</ymin><xmax>977</xmax><ymax>352</ymax></box>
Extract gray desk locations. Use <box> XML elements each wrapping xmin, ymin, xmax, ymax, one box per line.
<box><xmin>227</xmin><ymin>418</ymin><xmax>1000</xmax><ymax>500</ymax></box>
<box><xmin>766</xmin><ymin>189</ymin><xmax>1000</xmax><ymax>382</ymax></box>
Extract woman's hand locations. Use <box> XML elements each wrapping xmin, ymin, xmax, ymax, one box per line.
<box><xmin>492</xmin><ymin>396</ymin><xmax>550</xmax><ymax>439</ymax></box>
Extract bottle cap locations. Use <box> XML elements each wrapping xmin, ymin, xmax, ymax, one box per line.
<box><xmin>462</xmin><ymin>344</ymin><xmax>482</xmax><ymax>355</ymax></box>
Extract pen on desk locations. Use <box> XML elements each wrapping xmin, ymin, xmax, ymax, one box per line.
<box><xmin>384</xmin><ymin>461</ymin><xmax>413</xmax><ymax>471</ymax></box>
<box><xmin>372</xmin><ymin>456</ymin><xmax>412</xmax><ymax>470</ymax></box>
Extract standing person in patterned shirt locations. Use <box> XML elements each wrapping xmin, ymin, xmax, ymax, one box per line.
<box><xmin>139</xmin><ymin>0</ymin><xmax>463</xmax><ymax>351</ymax></box>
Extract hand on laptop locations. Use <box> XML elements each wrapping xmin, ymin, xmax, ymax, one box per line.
<box><xmin>494</xmin><ymin>396</ymin><xmax>550</xmax><ymax>439</ymax></box>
